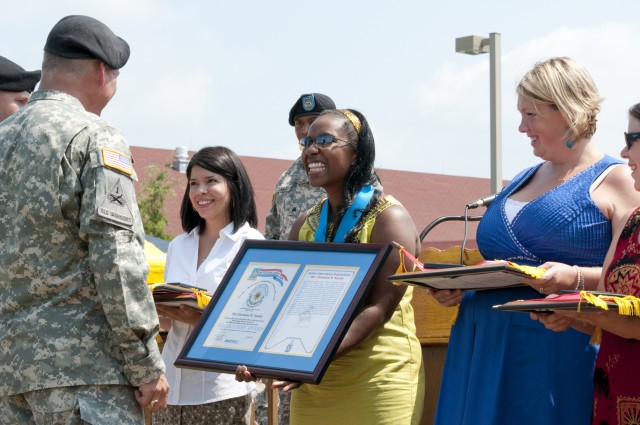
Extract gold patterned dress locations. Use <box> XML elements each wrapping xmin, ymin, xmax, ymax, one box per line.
<box><xmin>291</xmin><ymin>195</ymin><xmax>425</xmax><ymax>425</ymax></box>
<box><xmin>593</xmin><ymin>207</ymin><xmax>640</xmax><ymax>425</ymax></box>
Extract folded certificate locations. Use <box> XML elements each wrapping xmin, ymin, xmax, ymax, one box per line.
<box><xmin>148</xmin><ymin>282</ymin><xmax>212</xmax><ymax>309</ymax></box>
<box><xmin>493</xmin><ymin>291</ymin><xmax>640</xmax><ymax>315</ymax></box>
<box><xmin>388</xmin><ymin>261</ymin><xmax>544</xmax><ymax>291</ymax></box>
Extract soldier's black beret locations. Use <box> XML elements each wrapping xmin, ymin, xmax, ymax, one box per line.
<box><xmin>288</xmin><ymin>93</ymin><xmax>336</xmax><ymax>126</ymax></box>
<box><xmin>44</xmin><ymin>15</ymin><xmax>130</xmax><ymax>69</ymax></box>
<box><xmin>0</xmin><ymin>56</ymin><xmax>41</xmax><ymax>92</ymax></box>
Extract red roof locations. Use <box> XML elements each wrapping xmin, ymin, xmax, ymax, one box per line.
<box><xmin>131</xmin><ymin>146</ymin><xmax>497</xmax><ymax>250</ymax></box>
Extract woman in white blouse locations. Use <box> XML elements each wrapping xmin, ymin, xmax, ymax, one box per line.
<box><xmin>153</xmin><ymin>146</ymin><xmax>263</xmax><ymax>425</ymax></box>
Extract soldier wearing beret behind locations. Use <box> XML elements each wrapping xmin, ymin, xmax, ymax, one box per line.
<box><xmin>264</xmin><ymin>93</ymin><xmax>337</xmax><ymax>242</ymax></box>
<box><xmin>0</xmin><ymin>56</ymin><xmax>40</xmax><ymax>121</ymax></box>
<box><xmin>0</xmin><ymin>15</ymin><xmax>168</xmax><ymax>424</ymax></box>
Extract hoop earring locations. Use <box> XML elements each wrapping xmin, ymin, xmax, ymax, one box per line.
<box><xmin>566</xmin><ymin>139</ymin><xmax>575</xmax><ymax>149</ymax></box>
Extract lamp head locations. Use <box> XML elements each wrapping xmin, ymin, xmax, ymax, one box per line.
<box><xmin>455</xmin><ymin>35</ymin><xmax>490</xmax><ymax>55</ymax></box>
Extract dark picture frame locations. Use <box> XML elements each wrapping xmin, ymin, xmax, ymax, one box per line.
<box><xmin>493</xmin><ymin>291</ymin><xmax>628</xmax><ymax>313</ymax></box>
<box><xmin>388</xmin><ymin>262</ymin><xmax>530</xmax><ymax>291</ymax></box>
<box><xmin>175</xmin><ymin>240</ymin><xmax>392</xmax><ymax>384</ymax></box>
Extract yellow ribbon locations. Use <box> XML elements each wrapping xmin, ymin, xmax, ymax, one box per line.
<box><xmin>506</xmin><ymin>261</ymin><xmax>546</xmax><ymax>279</ymax></box>
<box><xmin>196</xmin><ymin>291</ymin><xmax>212</xmax><ymax>309</ymax></box>
<box><xmin>578</xmin><ymin>290</ymin><xmax>640</xmax><ymax>345</ymax></box>
<box><xmin>579</xmin><ymin>290</ymin><xmax>640</xmax><ymax>316</ymax></box>
<box><xmin>148</xmin><ymin>282</ymin><xmax>212</xmax><ymax>309</ymax></box>
<box><xmin>337</xmin><ymin>109</ymin><xmax>362</xmax><ymax>134</ymax></box>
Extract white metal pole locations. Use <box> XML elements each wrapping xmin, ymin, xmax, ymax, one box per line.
<box><xmin>489</xmin><ymin>32</ymin><xmax>502</xmax><ymax>194</ymax></box>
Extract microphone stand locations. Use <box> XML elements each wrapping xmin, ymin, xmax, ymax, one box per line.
<box><xmin>460</xmin><ymin>205</ymin><xmax>471</xmax><ymax>265</ymax></box>
<box><xmin>419</xmin><ymin>196</ymin><xmax>496</xmax><ymax>265</ymax></box>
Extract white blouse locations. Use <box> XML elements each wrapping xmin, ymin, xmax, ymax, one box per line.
<box><xmin>162</xmin><ymin>221</ymin><xmax>263</xmax><ymax>405</ymax></box>
<box><xmin>504</xmin><ymin>198</ymin><xmax>528</xmax><ymax>223</ymax></box>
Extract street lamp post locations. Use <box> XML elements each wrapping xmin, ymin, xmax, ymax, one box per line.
<box><xmin>455</xmin><ymin>33</ymin><xmax>502</xmax><ymax>194</ymax></box>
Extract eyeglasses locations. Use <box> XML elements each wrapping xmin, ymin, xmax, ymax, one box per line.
<box><xmin>625</xmin><ymin>132</ymin><xmax>640</xmax><ymax>150</ymax></box>
<box><xmin>299</xmin><ymin>134</ymin><xmax>349</xmax><ymax>150</ymax></box>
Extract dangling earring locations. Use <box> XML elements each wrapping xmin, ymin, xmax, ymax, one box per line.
<box><xmin>566</xmin><ymin>139</ymin><xmax>575</xmax><ymax>149</ymax></box>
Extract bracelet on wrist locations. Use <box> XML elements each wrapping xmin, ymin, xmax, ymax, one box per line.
<box><xmin>573</xmin><ymin>265</ymin><xmax>585</xmax><ymax>291</ymax></box>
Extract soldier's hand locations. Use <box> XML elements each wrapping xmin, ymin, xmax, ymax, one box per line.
<box><xmin>135</xmin><ymin>374</ymin><xmax>169</xmax><ymax>411</ymax></box>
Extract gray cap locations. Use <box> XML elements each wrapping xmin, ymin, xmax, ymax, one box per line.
<box><xmin>288</xmin><ymin>93</ymin><xmax>336</xmax><ymax>126</ymax></box>
<box><xmin>44</xmin><ymin>15</ymin><xmax>130</xmax><ymax>69</ymax></box>
<box><xmin>0</xmin><ymin>56</ymin><xmax>41</xmax><ymax>92</ymax></box>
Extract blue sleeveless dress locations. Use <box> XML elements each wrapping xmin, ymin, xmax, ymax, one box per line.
<box><xmin>434</xmin><ymin>155</ymin><xmax>621</xmax><ymax>425</ymax></box>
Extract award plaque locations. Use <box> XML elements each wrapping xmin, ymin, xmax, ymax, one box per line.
<box><xmin>175</xmin><ymin>240</ymin><xmax>391</xmax><ymax>384</ymax></box>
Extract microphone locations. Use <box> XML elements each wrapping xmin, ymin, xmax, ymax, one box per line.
<box><xmin>466</xmin><ymin>194</ymin><xmax>497</xmax><ymax>209</ymax></box>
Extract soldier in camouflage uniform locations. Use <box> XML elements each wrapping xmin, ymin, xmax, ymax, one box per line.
<box><xmin>264</xmin><ymin>93</ymin><xmax>336</xmax><ymax>241</ymax></box>
<box><xmin>0</xmin><ymin>55</ymin><xmax>40</xmax><ymax>121</ymax></box>
<box><xmin>0</xmin><ymin>15</ymin><xmax>168</xmax><ymax>424</ymax></box>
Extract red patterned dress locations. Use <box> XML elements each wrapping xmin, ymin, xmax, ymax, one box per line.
<box><xmin>594</xmin><ymin>207</ymin><xmax>640</xmax><ymax>425</ymax></box>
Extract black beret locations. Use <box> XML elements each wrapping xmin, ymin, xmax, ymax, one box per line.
<box><xmin>0</xmin><ymin>56</ymin><xmax>41</xmax><ymax>92</ymax></box>
<box><xmin>288</xmin><ymin>93</ymin><xmax>336</xmax><ymax>126</ymax></box>
<box><xmin>44</xmin><ymin>15</ymin><xmax>130</xmax><ymax>69</ymax></box>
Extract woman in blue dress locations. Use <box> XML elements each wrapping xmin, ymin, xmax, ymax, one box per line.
<box><xmin>432</xmin><ymin>57</ymin><xmax>640</xmax><ymax>424</ymax></box>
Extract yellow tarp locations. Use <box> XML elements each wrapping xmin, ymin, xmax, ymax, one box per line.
<box><xmin>144</xmin><ymin>240</ymin><xmax>167</xmax><ymax>283</ymax></box>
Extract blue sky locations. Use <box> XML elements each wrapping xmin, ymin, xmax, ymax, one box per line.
<box><xmin>5</xmin><ymin>0</ymin><xmax>639</xmax><ymax>188</ymax></box>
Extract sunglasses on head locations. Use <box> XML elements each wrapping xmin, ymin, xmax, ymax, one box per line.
<box><xmin>625</xmin><ymin>132</ymin><xmax>640</xmax><ymax>150</ymax></box>
<box><xmin>299</xmin><ymin>134</ymin><xmax>349</xmax><ymax>150</ymax></box>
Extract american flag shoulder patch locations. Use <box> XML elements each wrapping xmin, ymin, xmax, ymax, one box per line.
<box><xmin>101</xmin><ymin>148</ymin><xmax>133</xmax><ymax>175</ymax></box>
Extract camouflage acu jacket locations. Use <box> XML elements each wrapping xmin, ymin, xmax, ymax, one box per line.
<box><xmin>0</xmin><ymin>91</ymin><xmax>164</xmax><ymax>396</ymax></box>
<box><xmin>264</xmin><ymin>157</ymin><xmax>327</xmax><ymax>240</ymax></box>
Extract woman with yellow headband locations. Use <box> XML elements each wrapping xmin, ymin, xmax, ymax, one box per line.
<box><xmin>237</xmin><ymin>109</ymin><xmax>425</xmax><ymax>424</ymax></box>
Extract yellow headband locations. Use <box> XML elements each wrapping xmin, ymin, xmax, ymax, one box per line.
<box><xmin>337</xmin><ymin>109</ymin><xmax>361</xmax><ymax>134</ymax></box>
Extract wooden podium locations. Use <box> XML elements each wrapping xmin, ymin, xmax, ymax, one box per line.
<box><xmin>411</xmin><ymin>246</ymin><xmax>484</xmax><ymax>425</ymax></box>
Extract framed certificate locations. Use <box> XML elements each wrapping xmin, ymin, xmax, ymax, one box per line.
<box><xmin>388</xmin><ymin>262</ymin><xmax>532</xmax><ymax>291</ymax></box>
<box><xmin>493</xmin><ymin>291</ymin><xmax>632</xmax><ymax>313</ymax></box>
<box><xmin>174</xmin><ymin>240</ymin><xmax>392</xmax><ymax>384</ymax></box>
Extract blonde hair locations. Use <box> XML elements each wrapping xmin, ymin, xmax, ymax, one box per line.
<box><xmin>517</xmin><ymin>57</ymin><xmax>601</xmax><ymax>140</ymax></box>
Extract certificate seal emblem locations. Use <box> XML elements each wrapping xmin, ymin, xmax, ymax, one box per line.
<box><xmin>247</xmin><ymin>283</ymin><xmax>269</xmax><ymax>307</ymax></box>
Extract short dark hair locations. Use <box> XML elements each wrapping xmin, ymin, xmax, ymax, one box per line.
<box><xmin>180</xmin><ymin>146</ymin><xmax>258</xmax><ymax>234</ymax></box>
<box><xmin>630</xmin><ymin>103</ymin><xmax>640</xmax><ymax>121</ymax></box>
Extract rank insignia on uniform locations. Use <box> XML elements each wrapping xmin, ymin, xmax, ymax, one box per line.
<box><xmin>101</xmin><ymin>147</ymin><xmax>133</xmax><ymax>175</ymax></box>
<box><xmin>98</xmin><ymin>178</ymin><xmax>134</xmax><ymax>227</ymax></box>
<box><xmin>301</xmin><ymin>94</ymin><xmax>315</xmax><ymax>111</ymax></box>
